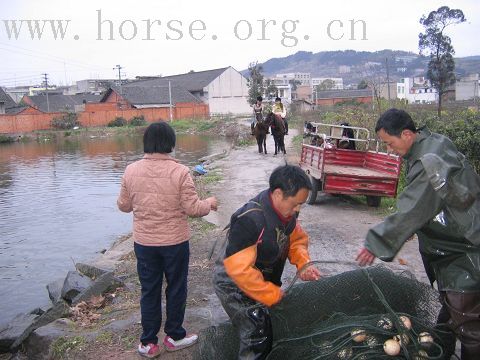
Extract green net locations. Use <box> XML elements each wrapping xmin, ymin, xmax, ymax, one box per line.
<box><xmin>194</xmin><ymin>265</ymin><xmax>456</xmax><ymax>359</ymax></box>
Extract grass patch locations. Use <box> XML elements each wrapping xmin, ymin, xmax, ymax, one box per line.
<box><xmin>169</xmin><ymin>118</ymin><xmax>219</xmax><ymax>133</ymax></box>
<box><xmin>189</xmin><ymin>217</ymin><xmax>217</xmax><ymax>233</ymax></box>
<box><xmin>236</xmin><ymin>137</ymin><xmax>254</xmax><ymax>147</ymax></box>
<box><xmin>0</xmin><ymin>135</ymin><xmax>16</xmax><ymax>143</ymax></box>
<box><xmin>51</xmin><ymin>336</ymin><xmax>87</xmax><ymax>359</ymax></box>
<box><xmin>120</xmin><ymin>334</ymin><xmax>137</xmax><ymax>349</ymax></box>
<box><xmin>95</xmin><ymin>331</ymin><xmax>114</xmax><ymax>345</ymax></box>
<box><xmin>201</xmin><ymin>170</ymin><xmax>223</xmax><ymax>184</ymax></box>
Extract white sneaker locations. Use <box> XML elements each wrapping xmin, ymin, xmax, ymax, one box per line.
<box><xmin>137</xmin><ymin>343</ymin><xmax>161</xmax><ymax>358</ymax></box>
<box><xmin>163</xmin><ymin>334</ymin><xmax>198</xmax><ymax>352</ymax></box>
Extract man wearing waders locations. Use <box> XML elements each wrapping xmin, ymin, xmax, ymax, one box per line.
<box><xmin>356</xmin><ymin>108</ymin><xmax>480</xmax><ymax>360</ymax></box>
<box><xmin>214</xmin><ymin>165</ymin><xmax>321</xmax><ymax>359</ymax></box>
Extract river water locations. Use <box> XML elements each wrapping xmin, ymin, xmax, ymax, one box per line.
<box><xmin>0</xmin><ymin>132</ymin><xmax>230</xmax><ymax>325</ymax></box>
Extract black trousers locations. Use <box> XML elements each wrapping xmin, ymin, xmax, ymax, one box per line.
<box><xmin>135</xmin><ymin>241</ymin><xmax>189</xmax><ymax>345</ymax></box>
<box><xmin>214</xmin><ymin>275</ymin><xmax>273</xmax><ymax>360</ymax></box>
<box><xmin>438</xmin><ymin>291</ymin><xmax>480</xmax><ymax>360</ymax></box>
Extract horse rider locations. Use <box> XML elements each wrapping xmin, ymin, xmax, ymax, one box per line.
<box><xmin>272</xmin><ymin>97</ymin><xmax>288</xmax><ymax>135</ymax></box>
<box><xmin>251</xmin><ymin>96</ymin><xmax>264</xmax><ymax>135</ymax></box>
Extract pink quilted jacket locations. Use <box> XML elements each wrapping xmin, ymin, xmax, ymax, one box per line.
<box><xmin>117</xmin><ymin>153</ymin><xmax>211</xmax><ymax>246</ymax></box>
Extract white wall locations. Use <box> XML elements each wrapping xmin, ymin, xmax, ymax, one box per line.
<box><xmin>206</xmin><ymin>67</ymin><xmax>251</xmax><ymax>115</ymax></box>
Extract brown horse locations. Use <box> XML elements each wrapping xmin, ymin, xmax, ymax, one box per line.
<box><xmin>265</xmin><ymin>112</ymin><xmax>286</xmax><ymax>155</ymax></box>
<box><xmin>253</xmin><ymin>120</ymin><xmax>269</xmax><ymax>154</ymax></box>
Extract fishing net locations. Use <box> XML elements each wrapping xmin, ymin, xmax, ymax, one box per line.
<box><xmin>194</xmin><ymin>265</ymin><xmax>456</xmax><ymax>359</ymax></box>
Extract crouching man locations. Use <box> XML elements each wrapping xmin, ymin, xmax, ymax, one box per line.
<box><xmin>213</xmin><ymin>165</ymin><xmax>321</xmax><ymax>359</ymax></box>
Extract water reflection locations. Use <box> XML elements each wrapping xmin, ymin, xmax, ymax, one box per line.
<box><xmin>0</xmin><ymin>133</ymin><xmax>229</xmax><ymax>325</ymax></box>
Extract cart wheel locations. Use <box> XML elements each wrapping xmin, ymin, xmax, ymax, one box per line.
<box><xmin>366</xmin><ymin>196</ymin><xmax>381</xmax><ymax>207</ymax></box>
<box><xmin>307</xmin><ymin>175</ymin><xmax>320</xmax><ymax>205</ymax></box>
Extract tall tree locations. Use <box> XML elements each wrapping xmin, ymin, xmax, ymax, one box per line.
<box><xmin>317</xmin><ymin>79</ymin><xmax>336</xmax><ymax>91</ymax></box>
<box><xmin>419</xmin><ymin>6</ymin><xmax>466</xmax><ymax>116</ymax></box>
<box><xmin>246</xmin><ymin>62</ymin><xmax>265</xmax><ymax>105</ymax></box>
<box><xmin>264</xmin><ymin>79</ymin><xmax>278</xmax><ymax>100</ymax></box>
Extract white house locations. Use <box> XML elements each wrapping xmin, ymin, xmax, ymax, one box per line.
<box><xmin>456</xmin><ymin>74</ymin><xmax>479</xmax><ymax>101</ymax></box>
<box><xmin>397</xmin><ymin>77</ymin><xmax>437</xmax><ymax>104</ymax></box>
<box><xmin>130</xmin><ymin>67</ymin><xmax>251</xmax><ymax>115</ymax></box>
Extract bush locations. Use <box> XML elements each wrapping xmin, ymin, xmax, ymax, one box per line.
<box><xmin>107</xmin><ymin>117</ymin><xmax>127</xmax><ymax>127</ymax></box>
<box><xmin>51</xmin><ymin>112</ymin><xmax>80</xmax><ymax>130</ymax></box>
<box><xmin>129</xmin><ymin>115</ymin><xmax>147</xmax><ymax>126</ymax></box>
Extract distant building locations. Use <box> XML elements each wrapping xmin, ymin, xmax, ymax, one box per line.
<box><xmin>129</xmin><ymin>66</ymin><xmax>250</xmax><ymax>115</ymax></box>
<box><xmin>267</xmin><ymin>76</ymin><xmax>292</xmax><ymax>102</ymax></box>
<box><xmin>312</xmin><ymin>77</ymin><xmax>344</xmax><ymax>90</ymax></box>
<box><xmin>76</xmin><ymin>79</ymin><xmax>119</xmax><ymax>94</ymax></box>
<box><xmin>275</xmin><ymin>72</ymin><xmax>311</xmax><ymax>86</ymax></box>
<box><xmin>101</xmin><ymin>84</ymin><xmax>201</xmax><ymax>109</ymax></box>
<box><xmin>5</xmin><ymin>86</ymin><xmax>30</xmax><ymax>103</ymax></box>
<box><xmin>22</xmin><ymin>93</ymin><xmax>102</xmax><ymax>113</ymax></box>
<box><xmin>314</xmin><ymin>89</ymin><xmax>372</xmax><ymax>106</ymax></box>
<box><xmin>456</xmin><ymin>74</ymin><xmax>479</xmax><ymax>101</ymax></box>
<box><xmin>0</xmin><ymin>87</ymin><xmax>39</xmax><ymax>115</ymax></box>
<box><xmin>338</xmin><ymin>65</ymin><xmax>351</xmax><ymax>74</ymax></box>
<box><xmin>397</xmin><ymin>77</ymin><xmax>437</xmax><ymax>104</ymax></box>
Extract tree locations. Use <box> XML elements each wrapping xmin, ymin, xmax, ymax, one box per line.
<box><xmin>246</xmin><ymin>62</ymin><xmax>265</xmax><ymax>105</ymax></box>
<box><xmin>357</xmin><ymin>79</ymin><xmax>368</xmax><ymax>89</ymax></box>
<box><xmin>317</xmin><ymin>79</ymin><xmax>336</xmax><ymax>91</ymax></box>
<box><xmin>264</xmin><ymin>79</ymin><xmax>278</xmax><ymax>100</ymax></box>
<box><xmin>419</xmin><ymin>6</ymin><xmax>466</xmax><ymax>116</ymax></box>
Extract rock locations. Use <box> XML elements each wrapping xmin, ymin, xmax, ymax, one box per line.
<box><xmin>61</xmin><ymin>271</ymin><xmax>93</xmax><ymax>303</ymax></box>
<box><xmin>46</xmin><ymin>278</ymin><xmax>64</xmax><ymax>303</ymax></box>
<box><xmin>10</xmin><ymin>300</ymin><xmax>70</xmax><ymax>350</ymax></box>
<box><xmin>71</xmin><ymin>271</ymin><xmax>123</xmax><ymax>305</ymax></box>
<box><xmin>23</xmin><ymin>318</ymin><xmax>75</xmax><ymax>360</ymax></box>
<box><xmin>198</xmin><ymin>150</ymin><xmax>228</xmax><ymax>163</ymax></box>
<box><xmin>0</xmin><ymin>312</ymin><xmax>39</xmax><ymax>353</ymax></box>
<box><xmin>75</xmin><ymin>262</ymin><xmax>109</xmax><ymax>280</ymax></box>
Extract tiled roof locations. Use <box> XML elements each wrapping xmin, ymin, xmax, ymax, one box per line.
<box><xmin>107</xmin><ymin>84</ymin><xmax>201</xmax><ymax>105</ymax></box>
<box><xmin>0</xmin><ymin>87</ymin><xmax>17</xmax><ymax>109</ymax></box>
<box><xmin>25</xmin><ymin>94</ymin><xmax>102</xmax><ymax>112</ymax></box>
<box><xmin>128</xmin><ymin>67</ymin><xmax>230</xmax><ymax>91</ymax></box>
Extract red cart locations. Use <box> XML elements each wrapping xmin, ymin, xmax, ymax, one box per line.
<box><xmin>300</xmin><ymin>123</ymin><xmax>402</xmax><ymax>207</ymax></box>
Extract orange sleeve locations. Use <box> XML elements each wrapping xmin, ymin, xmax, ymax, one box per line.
<box><xmin>223</xmin><ymin>244</ymin><xmax>282</xmax><ymax>307</ymax></box>
<box><xmin>288</xmin><ymin>223</ymin><xmax>311</xmax><ymax>270</ymax></box>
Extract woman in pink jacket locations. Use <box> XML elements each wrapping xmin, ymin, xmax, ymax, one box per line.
<box><xmin>117</xmin><ymin>122</ymin><xmax>217</xmax><ymax>358</ymax></box>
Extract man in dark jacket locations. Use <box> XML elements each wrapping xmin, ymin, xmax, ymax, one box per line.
<box><xmin>214</xmin><ymin>165</ymin><xmax>320</xmax><ymax>359</ymax></box>
<box><xmin>356</xmin><ymin>108</ymin><xmax>480</xmax><ymax>360</ymax></box>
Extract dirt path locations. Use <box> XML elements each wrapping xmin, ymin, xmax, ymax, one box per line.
<box><xmin>201</xmin><ymin>124</ymin><xmax>429</xmax><ymax>327</ymax></box>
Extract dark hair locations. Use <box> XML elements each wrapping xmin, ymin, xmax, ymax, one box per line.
<box><xmin>256</xmin><ymin>96</ymin><xmax>263</xmax><ymax>102</ymax></box>
<box><xmin>375</xmin><ymin>108</ymin><xmax>417</xmax><ymax>136</ymax></box>
<box><xmin>143</xmin><ymin>122</ymin><xmax>176</xmax><ymax>154</ymax></box>
<box><xmin>275</xmin><ymin>97</ymin><xmax>281</xmax><ymax>102</ymax></box>
<box><xmin>269</xmin><ymin>165</ymin><xmax>311</xmax><ymax>197</ymax></box>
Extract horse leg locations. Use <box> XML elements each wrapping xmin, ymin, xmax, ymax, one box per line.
<box><xmin>263</xmin><ymin>136</ymin><xmax>267</xmax><ymax>154</ymax></box>
<box><xmin>256</xmin><ymin>137</ymin><xmax>262</xmax><ymax>153</ymax></box>
<box><xmin>281</xmin><ymin>136</ymin><xmax>286</xmax><ymax>154</ymax></box>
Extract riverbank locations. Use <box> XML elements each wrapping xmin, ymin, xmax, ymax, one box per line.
<box><xmin>2</xmin><ymin>119</ymin><xmax>445</xmax><ymax>359</ymax></box>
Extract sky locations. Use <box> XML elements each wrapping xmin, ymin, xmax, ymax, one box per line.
<box><xmin>0</xmin><ymin>0</ymin><xmax>478</xmax><ymax>87</ymax></box>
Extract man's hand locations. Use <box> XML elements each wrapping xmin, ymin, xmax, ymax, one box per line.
<box><xmin>356</xmin><ymin>247</ymin><xmax>375</xmax><ymax>266</ymax></box>
<box><xmin>299</xmin><ymin>265</ymin><xmax>321</xmax><ymax>281</ymax></box>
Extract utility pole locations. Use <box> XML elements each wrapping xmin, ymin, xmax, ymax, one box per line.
<box><xmin>385</xmin><ymin>58</ymin><xmax>391</xmax><ymax>104</ymax></box>
<box><xmin>113</xmin><ymin>65</ymin><xmax>123</xmax><ymax>95</ymax></box>
<box><xmin>42</xmin><ymin>73</ymin><xmax>50</xmax><ymax>112</ymax></box>
<box><xmin>168</xmin><ymin>80</ymin><xmax>173</xmax><ymax>121</ymax></box>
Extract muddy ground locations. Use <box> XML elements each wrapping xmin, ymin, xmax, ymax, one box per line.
<box><xmin>12</xmin><ymin>121</ymin><xmax>445</xmax><ymax>359</ymax></box>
